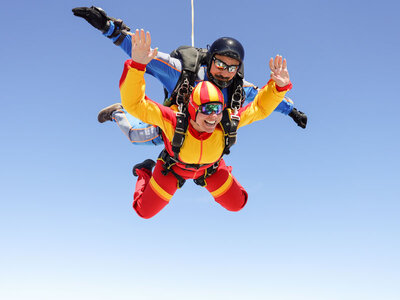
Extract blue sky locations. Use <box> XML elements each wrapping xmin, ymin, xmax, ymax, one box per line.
<box><xmin>1</xmin><ymin>0</ymin><xmax>399</xmax><ymax>299</ymax></box>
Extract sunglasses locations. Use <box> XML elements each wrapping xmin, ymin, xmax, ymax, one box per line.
<box><xmin>199</xmin><ymin>102</ymin><xmax>223</xmax><ymax>115</ymax></box>
<box><xmin>212</xmin><ymin>57</ymin><xmax>240</xmax><ymax>73</ymax></box>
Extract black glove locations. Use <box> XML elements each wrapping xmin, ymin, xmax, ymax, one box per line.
<box><xmin>72</xmin><ymin>6</ymin><xmax>110</xmax><ymax>32</ymax></box>
<box><xmin>289</xmin><ymin>107</ymin><xmax>307</xmax><ymax>129</ymax></box>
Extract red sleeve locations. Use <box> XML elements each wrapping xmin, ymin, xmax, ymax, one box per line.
<box><xmin>264</xmin><ymin>79</ymin><xmax>293</xmax><ymax>92</ymax></box>
<box><xmin>119</xmin><ymin>59</ymin><xmax>147</xmax><ymax>88</ymax></box>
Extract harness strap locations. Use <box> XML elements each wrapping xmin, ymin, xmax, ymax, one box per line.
<box><xmin>230</xmin><ymin>84</ymin><xmax>244</xmax><ymax>111</ymax></box>
<box><xmin>221</xmin><ymin>110</ymin><xmax>240</xmax><ymax>155</ymax></box>
<box><xmin>171</xmin><ymin>110</ymin><xmax>189</xmax><ymax>157</ymax></box>
<box><xmin>168</xmin><ymin>47</ymin><xmax>208</xmax><ymax>106</ymax></box>
<box><xmin>170</xmin><ymin>72</ymin><xmax>194</xmax><ymax>108</ymax></box>
<box><xmin>158</xmin><ymin>150</ymin><xmax>186</xmax><ymax>188</ymax></box>
<box><xmin>158</xmin><ymin>149</ymin><xmax>223</xmax><ymax>188</ymax></box>
<box><xmin>193</xmin><ymin>159</ymin><xmax>221</xmax><ymax>187</ymax></box>
<box><xmin>175</xmin><ymin>77</ymin><xmax>192</xmax><ymax>107</ymax></box>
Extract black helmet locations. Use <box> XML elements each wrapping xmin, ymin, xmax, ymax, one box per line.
<box><xmin>208</xmin><ymin>37</ymin><xmax>245</xmax><ymax>63</ymax></box>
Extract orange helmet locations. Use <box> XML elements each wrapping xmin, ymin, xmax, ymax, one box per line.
<box><xmin>188</xmin><ymin>81</ymin><xmax>225</xmax><ymax>120</ymax></box>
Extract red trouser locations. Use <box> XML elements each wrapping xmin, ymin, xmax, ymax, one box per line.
<box><xmin>133</xmin><ymin>159</ymin><xmax>248</xmax><ymax>219</ymax></box>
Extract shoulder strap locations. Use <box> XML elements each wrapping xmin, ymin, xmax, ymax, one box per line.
<box><xmin>227</xmin><ymin>76</ymin><xmax>245</xmax><ymax>110</ymax></box>
<box><xmin>220</xmin><ymin>109</ymin><xmax>240</xmax><ymax>155</ymax></box>
<box><xmin>170</xmin><ymin>108</ymin><xmax>189</xmax><ymax>158</ymax></box>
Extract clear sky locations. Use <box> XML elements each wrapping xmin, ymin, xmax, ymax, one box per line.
<box><xmin>1</xmin><ymin>0</ymin><xmax>399</xmax><ymax>299</ymax></box>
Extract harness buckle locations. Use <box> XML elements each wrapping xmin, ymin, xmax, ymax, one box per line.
<box><xmin>193</xmin><ymin>159</ymin><xmax>221</xmax><ymax>187</ymax></box>
<box><xmin>232</xmin><ymin>109</ymin><xmax>240</xmax><ymax>118</ymax></box>
<box><xmin>176</xmin><ymin>111</ymin><xmax>185</xmax><ymax>119</ymax></box>
<box><xmin>176</xmin><ymin>78</ymin><xmax>191</xmax><ymax>107</ymax></box>
<box><xmin>158</xmin><ymin>149</ymin><xmax>186</xmax><ymax>188</ymax></box>
<box><xmin>231</xmin><ymin>85</ymin><xmax>244</xmax><ymax>111</ymax></box>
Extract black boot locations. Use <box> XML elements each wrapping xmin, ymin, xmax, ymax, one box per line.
<box><xmin>97</xmin><ymin>103</ymin><xmax>123</xmax><ymax>123</ymax></box>
<box><xmin>72</xmin><ymin>6</ymin><xmax>130</xmax><ymax>43</ymax></box>
<box><xmin>289</xmin><ymin>107</ymin><xmax>308</xmax><ymax>129</ymax></box>
<box><xmin>132</xmin><ymin>159</ymin><xmax>156</xmax><ymax>177</ymax></box>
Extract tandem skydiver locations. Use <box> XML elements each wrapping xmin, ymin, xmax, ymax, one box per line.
<box><xmin>72</xmin><ymin>6</ymin><xmax>307</xmax><ymax>147</ymax></box>
<box><xmin>120</xmin><ymin>30</ymin><xmax>293</xmax><ymax>218</ymax></box>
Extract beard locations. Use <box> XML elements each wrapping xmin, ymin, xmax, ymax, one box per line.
<box><xmin>211</xmin><ymin>75</ymin><xmax>232</xmax><ymax>89</ymax></box>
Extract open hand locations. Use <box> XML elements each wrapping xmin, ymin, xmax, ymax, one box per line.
<box><xmin>269</xmin><ymin>55</ymin><xmax>290</xmax><ymax>87</ymax></box>
<box><xmin>130</xmin><ymin>29</ymin><xmax>158</xmax><ymax>65</ymax></box>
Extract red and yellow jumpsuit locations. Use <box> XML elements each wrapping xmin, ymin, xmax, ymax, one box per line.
<box><xmin>120</xmin><ymin>60</ymin><xmax>288</xmax><ymax>218</ymax></box>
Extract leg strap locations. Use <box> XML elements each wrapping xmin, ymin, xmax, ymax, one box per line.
<box><xmin>193</xmin><ymin>160</ymin><xmax>221</xmax><ymax>187</ymax></box>
<box><xmin>158</xmin><ymin>150</ymin><xmax>186</xmax><ymax>188</ymax></box>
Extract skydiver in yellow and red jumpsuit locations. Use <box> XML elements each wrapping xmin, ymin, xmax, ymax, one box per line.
<box><xmin>120</xmin><ymin>31</ymin><xmax>292</xmax><ymax>219</ymax></box>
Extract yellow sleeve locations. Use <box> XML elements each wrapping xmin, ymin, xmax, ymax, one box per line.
<box><xmin>119</xmin><ymin>62</ymin><xmax>175</xmax><ymax>135</ymax></box>
<box><xmin>238</xmin><ymin>81</ymin><xmax>288</xmax><ymax>128</ymax></box>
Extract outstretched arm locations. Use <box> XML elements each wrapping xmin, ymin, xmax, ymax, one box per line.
<box><xmin>120</xmin><ymin>30</ymin><xmax>176</xmax><ymax>136</ymax></box>
<box><xmin>268</xmin><ymin>56</ymin><xmax>307</xmax><ymax>128</ymax></box>
<box><xmin>243</xmin><ymin>66</ymin><xmax>307</xmax><ymax>128</ymax></box>
<box><xmin>72</xmin><ymin>7</ymin><xmax>183</xmax><ymax>95</ymax></box>
<box><xmin>238</xmin><ymin>55</ymin><xmax>292</xmax><ymax>127</ymax></box>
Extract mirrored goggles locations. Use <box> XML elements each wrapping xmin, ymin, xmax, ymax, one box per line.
<box><xmin>212</xmin><ymin>57</ymin><xmax>240</xmax><ymax>73</ymax></box>
<box><xmin>199</xmin><ymin>103</ymin><xmax>223</xmax><ymax>115</ymax></box>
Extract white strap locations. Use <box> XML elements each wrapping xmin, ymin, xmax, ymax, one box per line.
<box><xmin>191</xmin><ymin>0</ymin><xmax>195</xmax><ymax>46</ymax></box>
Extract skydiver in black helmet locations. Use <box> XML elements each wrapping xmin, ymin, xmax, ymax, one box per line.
<box><xmin>72</xmin><ymin>6</ymin><xmax>307</xmax><ymax>147</ymax></box>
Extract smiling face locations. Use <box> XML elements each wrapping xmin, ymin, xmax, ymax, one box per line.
<box><xmin>188</xmin><ymin>81</ymin><xmax>225</xmax><ymax>132</ymax></box>
<box><xmin>190</xmin><ymin>110</ymin><xmax>223</xmax><ymax>133</ymax></box>
<box><xmin>209</xmin><ymin>54</ymin><xmax>240</xmax><ymax>84</ymax></box>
